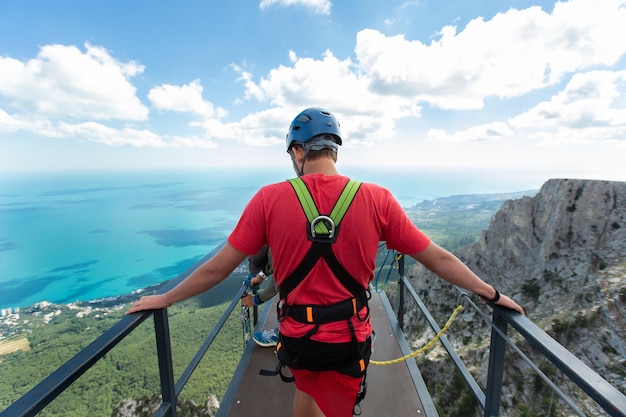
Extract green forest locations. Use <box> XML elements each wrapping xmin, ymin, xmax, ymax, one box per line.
<box><xmin>0</xmin><ymin>191</ymin><xmax>531</xmax><ymax>416</ymax></box>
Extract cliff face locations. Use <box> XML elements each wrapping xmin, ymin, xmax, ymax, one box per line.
<box><xmin>464</xmin><ymin>178</ymin><xmax>626</xmax><ymax>315</ymax></box>
<box><xmin>397</xmin><ymin>178</ymin><xmax>626</xmax><ymax>416</ymax></box>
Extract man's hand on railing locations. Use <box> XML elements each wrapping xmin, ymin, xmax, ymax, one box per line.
<box><xmin>241</xmin><ymin>294</ymin><xmax>256</xmax><ymax>308</ymax></box>
<box><xmin>492</xmin><ymin>292</ymin><xmax>525</xmax><ymax>315</ymax></box>
<box><xmin>244</xmin><ymin>272</ymin><xmax>265</xmax><ymax>291</ymax></box>
<box><xmin>125</xmin><ymin>294</ymin><xmax>172</xmax><ymax>314</ymax></box>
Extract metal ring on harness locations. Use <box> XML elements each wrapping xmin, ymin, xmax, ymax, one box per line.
<box><xmin>311</xmin><ymin>215</ymin><xmax>335</xmax><ymax>239</ymax></box>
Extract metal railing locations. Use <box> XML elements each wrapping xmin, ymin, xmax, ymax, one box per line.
<box><xmin>394</xmin><ymin>255</ymin><xmax>626</xmax><ymax>417</ymax></box>
<box><xmin>0</xmin><ymin>243</ymin><xmax>256</xmax><ymax>417</ymax></box>
<box><xmin>2</xmin><ymin>246</ymin><xmax>625</xmax><ymax>417</ymax></box>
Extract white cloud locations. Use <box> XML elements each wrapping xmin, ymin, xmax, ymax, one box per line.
<box><xmin>0</xmin><ymin>109</ymin><xmax>57</xmax><ymax>134</ymax></box>
<box><xmin>169</xmin><ymin>135</ymin><xmax>219</xmax><ymax>149</ymax></box>
<box><xmin>0</xmin><ymin>108</ymin><xmax>26</xmax><ymax>132</ymax></box>
<box><xmin>421</xmin><ymin>69</ymin><xmax>626</xmax><ymax>149</ymax></box>
<box><xmin>0</xmin><ymin>43</ymin><xmax>148</xmax><ymax>120</ymax></box>
<box><xmin>234</xmin><ymin>50</ymin><xmax>421</xmax><ymax>145</ymax></box>
<box><xmin>56</xmin><ymin>121</ymin><xmax>165</xmax><ymax>147</ymax></box>
<box><xmin>56</xmin><ymin>121</ymin><xmax>222</xmax><ymax>149</ymax></box>
<box><xmin>147</xmin><ymin>80</ymin><xmax>227</xmax><ymax>119</ymax></box>
<box><xmin>509</xmin><ymin>70</ymin><xmax>626</xmax><ymax>143</ymax></box>
<box><xmin>232</xmin><ymin>64</ymin><xmax>266</xmax><ymax>102</ymax></box>
<box><xmin>259</xmin><ymin>0</ymin><xmax>331</xmax><ymax>15</ymax></box>
<box><xmin>427</xmin><ymin>122</ymin><xmax>513</xmax><ymax>143</ymax></box>
<box><xmin>354</xmin><ymin>0</ymin><xmax>626</xmax><ymax>110</ymax></box>
<box><xmin>190</xmin><ymin>107</ymin><xmax>287</xmax><ymax>146</ymax></box>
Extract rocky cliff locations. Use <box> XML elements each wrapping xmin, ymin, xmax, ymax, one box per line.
<box><xmin>393</xmin><ymin>178</ymin><xmax>626</xmax><ymax>416</ymax></box>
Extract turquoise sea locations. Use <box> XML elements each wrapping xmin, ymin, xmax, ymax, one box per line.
<box><xmin>0</xmin><ymin>167</ymin><xmax>541</xmax><ymax>310</ymax></box>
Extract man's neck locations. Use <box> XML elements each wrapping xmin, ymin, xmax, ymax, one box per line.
<box><xmin>302</xmin><ymin>158</ymin><xmax>339</xmax><ymax>176</ymax></box>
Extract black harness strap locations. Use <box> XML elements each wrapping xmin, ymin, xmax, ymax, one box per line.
<box><xmin>278</xmin><ymin>242</ymin><xmax>369</xmax><ymax>311</ymax></box>
<box><xmin>281</xmin><ymin>297</ymin><xmax>361</xmax><ymax>324</ymax></box>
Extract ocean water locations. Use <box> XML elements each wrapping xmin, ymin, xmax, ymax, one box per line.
<box><xmin>0</xmin><ymin>167</ymin><xmax>541</xmax><ymax>310</ymax></box>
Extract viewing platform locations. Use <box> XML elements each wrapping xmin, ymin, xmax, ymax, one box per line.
<box><xmin>1</xmin><ymin>247</ymin><xmax>625</xmax><ymax>417</ymax></box>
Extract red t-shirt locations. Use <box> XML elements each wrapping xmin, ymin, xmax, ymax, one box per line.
<box><xmin>228</xmin><ymin>173</ymin><xmax>430</xmax><ymax>343</ymax></box>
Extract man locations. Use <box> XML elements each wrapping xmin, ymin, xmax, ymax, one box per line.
<box><xmin>126</xmin><ymin>107</ymin><xmax>524</xmax><ymax>417</ymax></box>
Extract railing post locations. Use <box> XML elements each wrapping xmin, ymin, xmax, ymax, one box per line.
<box><xmin>154</xmin><ymin>309</ymin><xmax>178</xmax><ymax>417</ymax></box>
<box><xmin>397</xmin><ymin>254</ymin><xmax>405</xmax><ymax>330</ymax></box>
<box><xmin>484</xmin><ymin>309</ymin><xmax>507</xmax><ymax>417</ymax></box>
<box><xmin>252</xmin><ymin>289</ymin><xmax>259</xmax><ymax>326</ymax></box>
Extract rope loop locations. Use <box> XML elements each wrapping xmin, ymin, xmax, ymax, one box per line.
<box><xmin>370</xmin><ymin>304</ymin><xmax>463</xmax><ymax>366</ymax></box>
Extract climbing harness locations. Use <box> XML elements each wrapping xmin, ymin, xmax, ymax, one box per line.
<box><xmin>261</xmin><ymin>177</ymin><xmax>371</xmax><ymax>414</ymax></box>
<box><xmin>369</xmin><ymin>304</ymin><xmax>464</xmax><ymax>365</ymax></box>
<box><xmin>277</xmin><ymin>177</ymin><xmax>367</xmax><ymax>312</ymax></box>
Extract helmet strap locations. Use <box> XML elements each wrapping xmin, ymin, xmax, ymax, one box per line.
<box><xmin>289</xmin><ymin>149</ymin><xmax>306</xmax><ymax>177</ymax></box>
<box><xmin>299</xmin><ymin>148</ymin><xmax>313</xmax><ymax>177</ymax></box>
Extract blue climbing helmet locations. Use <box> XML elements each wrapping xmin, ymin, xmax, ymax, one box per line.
<box><xmin>285</xmin><ymin>107</ymin><xmax>342</xmax><ymax>153</ymax></box>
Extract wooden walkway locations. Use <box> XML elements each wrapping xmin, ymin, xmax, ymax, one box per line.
<box><xmin>219</xmin><ymin>291</ymin><xmax>431</xmax><ymax>417</ymax></box>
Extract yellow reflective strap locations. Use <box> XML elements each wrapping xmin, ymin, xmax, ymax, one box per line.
<box><xmin>289</xmin><ymin>178</ymin><xmax>319</xmax><ymax>221</ymax></box>
<box><xmin>288</xmin><ymin>178</ymin><xmax>361</xmax><ymax>237</ymax></box>
<box><xmin>329</xmin><ymin>179</ymin><xmax>361</xmax><ymax>225</ymax></box>
<box><xmin>289</xmin><ymin>178</ymin><xmax>329</xmax><ymax>235</ymax></box>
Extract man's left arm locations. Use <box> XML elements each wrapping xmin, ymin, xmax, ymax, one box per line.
<box><xmin>410</xmin><ymin>242</ymin><xmax>525</xmax><ymax>314</ymax></box>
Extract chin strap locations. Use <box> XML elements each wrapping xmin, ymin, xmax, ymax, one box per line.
<box><xmin>289</xmin><ymin>149</ymin><xmax>310</xmax><ymax>177</ymax></box>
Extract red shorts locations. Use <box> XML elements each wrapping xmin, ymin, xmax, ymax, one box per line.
<box><xmin>291</xmin><ymin>368</ymin><xmax>361</xmax><ymax>417</ymax></box>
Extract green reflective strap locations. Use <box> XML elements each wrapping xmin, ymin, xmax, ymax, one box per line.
<box><xmin>289</xmin><ymin>178</ymin><xmax>329</xmax><ymax>235</ymax></box>
<box><xmin>288</xmin><ymin>178</ymin><xmax>361</xmax><ymax>236</ymax></box>
<box><xmin>329</xmin><ymin>179</ymin><xmax>361</xmax><ymax>225</ymax></box>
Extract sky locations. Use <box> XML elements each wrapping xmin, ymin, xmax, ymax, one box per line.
<box><xmin>1</xmin><ymin>0</ymin><xmax>625</xmax><ymax>185</ymax></box>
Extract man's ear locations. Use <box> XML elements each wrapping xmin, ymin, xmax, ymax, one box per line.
<box><xmin>290</xmin><ymin>146</ymin><xmax>305</xmax><ymax>161</ymax></box>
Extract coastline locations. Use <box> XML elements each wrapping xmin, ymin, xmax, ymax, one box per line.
<box><xmin>0</xmin><ymin>281</ymin><xmax>166</xmax><ymax>348</ymax></box>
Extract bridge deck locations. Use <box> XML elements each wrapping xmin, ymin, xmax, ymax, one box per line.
<box><xmin>220</xmin><ymin>291</ymin><xmax>431</xmax><ymax>417</ymax></box>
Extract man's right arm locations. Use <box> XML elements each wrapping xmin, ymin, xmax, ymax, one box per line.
<box><xmin>126</xmin><ymin>243</ymin><xmax>248</xmax><ymax>314</ymax></box>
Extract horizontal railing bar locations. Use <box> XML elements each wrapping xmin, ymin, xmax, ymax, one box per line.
<box><xmin>498</xmin><ymin>306</ymin><xmax>626</xmax><ymax>417</ymax></box>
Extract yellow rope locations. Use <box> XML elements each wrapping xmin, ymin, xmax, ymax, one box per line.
<box><xmin>370</xmin><ymin>304</ymin><xmax>464</xmax><ymax>365</ymax></box>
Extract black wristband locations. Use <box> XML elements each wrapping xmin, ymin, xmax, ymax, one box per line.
<box><xmin>480</xmin><ymin>288</ymin><xmax>500</xmax><ymax>303</ymax></box>
<box><xmin>253</xmin><ymin>293</ymin><xmax>264</xmax><ymax>305</ymax></box>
